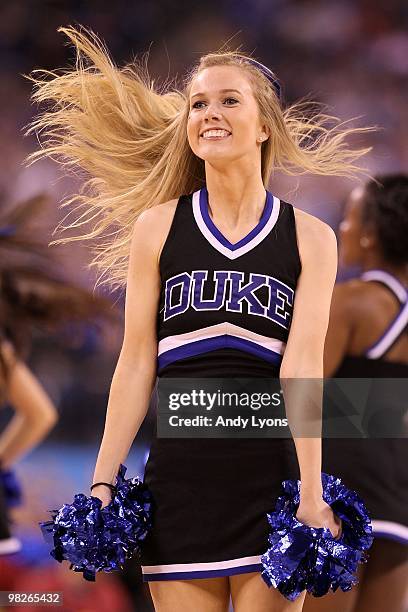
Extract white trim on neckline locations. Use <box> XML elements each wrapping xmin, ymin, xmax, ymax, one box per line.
<box><xmin>192</xmin><ymin>189</ymin><xmax>281</xmax><ymax>259</ymax></box>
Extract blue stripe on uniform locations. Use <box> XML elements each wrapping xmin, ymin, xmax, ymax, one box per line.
<box><xmin>157</xmin><ymin>336</ymin><xmax>283</xmax><ymax>372</ymax></box>
<box><xmin>142</xmin><ymin>562</ymin><xmax>263</xmax><ymax>582</ymax></box>
<box><xmin>200</xmin><ymin>188</ymin><xmax>273</xmax><ymax>251</ymax></box>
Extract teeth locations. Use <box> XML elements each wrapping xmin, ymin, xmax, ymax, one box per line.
<box><xmin>202</xmin><ymin>129</ymin><xmax>230</xmax><ymax>138</ymax></box>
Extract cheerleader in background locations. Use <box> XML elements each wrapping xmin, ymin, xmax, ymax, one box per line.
<box><xmin>304</xmin><ymin>175</ymin><xmax>408</xmax><ymax>612</ymax></box>
<box><xmin>0</xmin><ymin>193</ymin><xmax>118</xmax><ymax>554</ymax></box>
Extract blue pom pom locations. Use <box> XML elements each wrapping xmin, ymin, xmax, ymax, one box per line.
<box><xmin>1</xmin><ymin>468</ymin><xmax>23</xmax><ymax>508</ymax></box>
<box><xmin>261</xmin><ymin>472</ymin><xmax>374</xmax><ymax>601</ymax></box>
<box><xmin>39</xmin><ymin>464</ymin><xmax>153</xmax><ymax>581</ymax></box>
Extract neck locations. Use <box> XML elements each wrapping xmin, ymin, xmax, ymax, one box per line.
<box><xmin>204</xmin><ymin>162</ymin><xmax>266</xmax><ymax>227</ymax></box>
<box><xmin>361</xmin><ymin>252</ymin><xmax>408</xmax><ymax>286</ymax></box>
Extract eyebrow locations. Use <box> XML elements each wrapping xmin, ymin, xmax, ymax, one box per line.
<box><xmin>190</xmin><ymin>88</ymin><xmax>242</xmax><ymax>99</ymax></box>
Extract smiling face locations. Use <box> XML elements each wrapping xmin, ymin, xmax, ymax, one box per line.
<box><xmin>187</xmin><ymin>65</ymin><xmax>269</xmax><ymax>166</ymax></box>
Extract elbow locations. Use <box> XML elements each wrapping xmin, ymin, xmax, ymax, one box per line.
<box><xmin>279</xmin><ymin>367</ymin><xmax>323</xmax><ymax>379</ymax></box>
<box><xmin>44</xmin><ymin>408</ymin><xmax>59</xmax><ymax>429</ymax></box>
<box><xmin>280</xmin><ymin>357</ymin><xmax>324</xmax><ymax>380</ymax></box>
<box><xmin>42</xmin><ymin>405</ymin><xmax>59</xmax><ymax>431</ymax></box>
<box><xmin>28</xmin><ymin>404</ymin><xmax>59</xmax><ymax>435</ymax></box>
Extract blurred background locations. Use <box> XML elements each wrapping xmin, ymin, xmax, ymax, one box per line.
<box><xmin>0</xmin><ymin>0</ymin><xmax>407</xmax><ymax>610</ymax></box>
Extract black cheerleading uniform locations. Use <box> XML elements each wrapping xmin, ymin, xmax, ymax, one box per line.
<box><xmin>321</xmin><ymin>269</ymin><xmax>408</xmax><ymax>547</ymax></box>
<box><xmin>140</xmin><ymin>186</ymin><xmax>302</xmax><ymax>581</ymax></box>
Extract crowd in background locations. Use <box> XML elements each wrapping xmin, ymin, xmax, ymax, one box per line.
<box><xmin>1</xmin><ymin>0</ymin><xmax>407</xmax><ymax>464</ymax></box>
<box><xmin>2</xmin><ymin>1</ymin><xmax>408</xmax><ymax>218</ymax></box>
<box><xmin>0</xmin><ymin>2</ymin><xmax>407</xmax><ymax>609</ymax></box>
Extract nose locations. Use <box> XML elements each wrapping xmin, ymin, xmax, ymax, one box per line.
<box><xmin>204</xmin><ymin>102</ymin><xmax>222</xmax><ymax>121</ymax></box>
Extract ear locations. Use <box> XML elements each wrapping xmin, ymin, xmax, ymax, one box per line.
<box><xmin>364</xmin><ymin>221</ymin><xmax>379</xmax><ymax>247</ymax></box>
<box><xmin>260</xmin><ymin>123</ymin><xmax>271</xmax><ymax>141</ymax></box>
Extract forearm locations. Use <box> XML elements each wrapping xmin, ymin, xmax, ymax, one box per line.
<box><xmin>92</xmin><ymin>358</ymin><xmax>156</xmax><ymax>485</ymax></box>
<box><xmin>280</xmin><ymin>370</ymin><xmax>323</xmax><ymax>500</ymax></box>
<box><xmin>291</xmin><ymin>437</ymin><xmax>323</xmax><ymax>500</ymax></box>
<box><xmin>0</xmin><ymin>412</ymin><xmax>57</xmax><ymax>469</ymax></box>
<box><xmin>1</xmin><ymin>354</ymin><xmax>59</xmax><ymax>469</ymax></box>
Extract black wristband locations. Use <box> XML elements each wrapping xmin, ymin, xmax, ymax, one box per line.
<box><xmin>90</xmin><ymin>481</ymin><xmax>116</xmax><ymax>493</ymax></box>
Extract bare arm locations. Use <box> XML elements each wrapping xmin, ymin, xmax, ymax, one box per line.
<box><xmin>280</xmin><ymin>209</ymin><xmax>338</xmax><ymax>503</ymax></box>
<box><xmin>91</xmin><ymin>204</ymin><xmax>170</xmax><ymax>498</ymax></box>
<box><xmin>323</xmin><ymin>283</ymin><xmax>355</xmax><ymax>377</ymax></box>
<box><xmin>0</xmin><ymin>342</ymin><xmax>58</xmax><ymax>469</ymax></box>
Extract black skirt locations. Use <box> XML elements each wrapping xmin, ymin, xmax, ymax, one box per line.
<box><xmin>140</xmin><ymin>436</ymin><xmax>299</xmax><ymax>581</ymax></box>
<box><xmin>321</xmin><ymin>356</ymin><xmax>408</xmax><ymax>547</ymax></box>
<box><xmin>321</xmin><ymin>437</ymin><xmax>408</xmax><ymax>546</ymax></box>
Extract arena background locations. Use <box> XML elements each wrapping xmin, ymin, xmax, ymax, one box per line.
<box><xmin>0</xmin><ymin>1</ymin><xmax>407</xmax><ymax>610</ymax></box>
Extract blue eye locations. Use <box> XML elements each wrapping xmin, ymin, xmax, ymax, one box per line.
<box><xmin>191</xmin><ymin>98</ymin><xmax>238</xmax><ymax>109</ymax></box>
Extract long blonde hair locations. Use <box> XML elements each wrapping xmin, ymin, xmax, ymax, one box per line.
<box><xmin>27</xmin><ymin>26</ymin><xmax>374</xmax><ymax>291</ymax></box>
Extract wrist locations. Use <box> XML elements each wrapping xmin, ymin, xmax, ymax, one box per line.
<box><xmin>299</xmin><ymin>483</ymin><xmax>323</xmax><ymax>503</ymax></box>
<box><xmin>299</xmin><ymin>491</ymin><xmax>324</xmax><ymax>506</ymax></box>
<box><xmin>90</xmin><ymin>481</ymin><xmax>116</xmax><ymax>493</ymax></box>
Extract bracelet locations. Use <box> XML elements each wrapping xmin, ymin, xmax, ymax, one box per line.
<box><xmin>90</xmin><ymin>481</ymin><xmax>116</xmax><ymax>493</ymax></box>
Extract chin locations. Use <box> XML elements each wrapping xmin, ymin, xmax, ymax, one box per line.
<box><xmin>202</xmin><ymin>152</ymin><xmax>237</xmax><ymax>165</ymax></box>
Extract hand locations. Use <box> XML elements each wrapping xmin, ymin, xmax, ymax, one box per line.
<box><xmin>90</xmin><ymin>484</ymin><xmax>113</xmax><ymax>509</ymax></box>
<box><xmin>295</xmin><ymin>499</ymin><xmax>342</xmax><ymax>540</ymax></box>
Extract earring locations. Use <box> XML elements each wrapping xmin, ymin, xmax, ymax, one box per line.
<box><xmin>360</xmin><ymin>237</ymin><xmax>370</xmax><ymax>248</ymax></box>
<box><xmin>258</xmin><ymin>135</ymin><xmax>266</xmax><ymax>142</ymax></box>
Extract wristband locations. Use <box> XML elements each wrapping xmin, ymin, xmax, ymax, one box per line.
<box><xmin>90</xmin><ymin>481</ymin><xmax>116</xmax><ymax>493</ymax></box>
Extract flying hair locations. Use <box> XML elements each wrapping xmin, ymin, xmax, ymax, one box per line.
<box><xmin>26</xmin><ymin>26</ymin><xmax>376</xmax><ymax>291</ymax></box>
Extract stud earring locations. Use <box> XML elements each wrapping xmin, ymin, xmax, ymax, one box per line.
<box><xmin>360</xmin><ymin>237</ymin><xmax>370</xmax><ymax>248</ymax></box>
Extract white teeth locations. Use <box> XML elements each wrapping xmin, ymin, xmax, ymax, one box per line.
<box><xmin>202</xmin><ymin>129</ymin><xmax>231</xmax><ymax>139</ymax></box>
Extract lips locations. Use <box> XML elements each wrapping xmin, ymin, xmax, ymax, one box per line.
<box><xmin>200</xmin><ymin>129</ymin><xmax>232</xmax><ymax>139</ymax></box>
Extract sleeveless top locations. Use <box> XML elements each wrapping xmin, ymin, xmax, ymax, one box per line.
<box><xmin>334</xmin><ymin>269</ymin><xmax>408</xmax><ymax>378</ymax></box>
<box><xmin>155</xmin><ymin>187</ymin><xmax>302</xmax><ymax>378</ymax></box>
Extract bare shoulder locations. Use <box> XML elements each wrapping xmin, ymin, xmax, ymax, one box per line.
<box><xmin>330</xmin><ymin>279</ymin><xmax>361</xmax><ymax>314</ymax></box>
<box><xmin>130</xmin><ymin>198</ymin><xmax>179</xmax><ymax>261</ymax></box>
<box><xmin>292</xmin><ymin>206</ymin><xmax>337</xmax><ymax>265</ymax></box>
<box><xmin>333</xmin><ymin>277</ymin><xmax>389</xmax><ymax>315</ymax></box>
<box><xmin>135</xmin><ymin>198</ymin><xmax>179</xmax><ymax>233</ymax></box>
